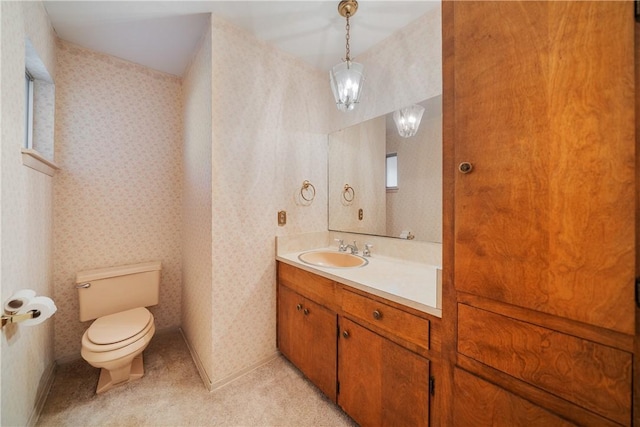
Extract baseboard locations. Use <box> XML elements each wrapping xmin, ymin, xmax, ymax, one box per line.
<box><xmin>55</xmin><ymin>352</ymin><xmax>82</xmax><ymax>365</ymax></box>
<box><xmin>178</xmin><ymin>328</ymin><xmax>213</xmax><ymax>390</ymax></box>
<box><xmin>210</xmin><ymin>351</ymin><xmax>280</xmax><ymax>391</ymax></box>
<box><xmin>27</xmin><ymin>360</ymin><xmax>56</xmax><ymax>427</ymax></box>
<box><xmin>179</xmin><ymin>329</ymin><xmax>279</xmax><ymax>392</ymax></box>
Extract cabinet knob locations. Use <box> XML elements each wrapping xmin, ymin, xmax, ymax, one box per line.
<box><xmin>303</xmin><ymin>308</ymin><xmax>309</xmax><ymax>316</ymax></box>
<box><xmin>372</xmin><ymin>310</ymin><xmax>382</xmax><ymax>320</ymax></box>
<box><xmin>458</xmin><ymin>162</ymin><xmax>473</xmax><ymax>174</ymax></box>
<box><xmin>296</xmin><ymin>304</ymin><xmax>303</xmax><ymax>311</ymax></box>
<box><xmin>342</xmin><ymin>330</ymin><xmax>350</xmax><ymax>339</ymax></box>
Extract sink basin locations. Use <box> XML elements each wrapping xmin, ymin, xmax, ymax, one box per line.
<box><xmin>298</xmin><ymin>251</ymin><xmax>368</xmax><ymax>268</ymax></box>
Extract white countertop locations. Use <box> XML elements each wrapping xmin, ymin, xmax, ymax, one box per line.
<box><xmin>277</xmin><ymin>248</ymin><xmax>442</xmax><ymax>318</ymax></box>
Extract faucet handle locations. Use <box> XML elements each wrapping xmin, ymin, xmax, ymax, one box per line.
<box><xmin>334</xmin><ymin>238</ymin><xmax>346</xmax><ymax>251</ymax></box>
<box><xmin>363</xmin><ymin>243</ymin><xmax>373</xmax><ymax>257</ymax></box>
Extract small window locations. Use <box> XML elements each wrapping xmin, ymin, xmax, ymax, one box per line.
<box><xmin>25</xmin><ymin>70</ymin><xmax>34</xmax><ymax>149</ymax></box>
<box><xmin>386</xmin><ymin>153</ymin><xmax>398</xmax><ymax>190</ymax></box>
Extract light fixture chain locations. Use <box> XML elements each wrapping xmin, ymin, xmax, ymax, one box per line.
<box><xmin>345</xmin><ymin>12</ymin><xmax>351</xmax><ymax>62</ymax></box>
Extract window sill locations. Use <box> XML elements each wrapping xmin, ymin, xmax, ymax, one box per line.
<box><xmin>21</xmin><ymin>149</ymin><xmax>60</xmax><ymax>176</ymax></box>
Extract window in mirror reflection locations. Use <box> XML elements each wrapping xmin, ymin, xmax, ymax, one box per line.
<box><xmin>386</xmin><ymin>153</ymin><xmax>398</xmax><ymax>190</ymax></box>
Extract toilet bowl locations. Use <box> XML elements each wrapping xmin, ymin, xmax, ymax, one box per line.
<box><xmin>76</xmin><ymin>261</ymin><xmax>161</xmax><ymax>394</ymax></box>
<box><xmin>81</xmin><ymin>307</ymin><xmax>155</xmax><ymax>393</ymax></box>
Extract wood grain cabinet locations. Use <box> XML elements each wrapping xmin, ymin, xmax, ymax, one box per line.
<box><xmin>452</xmin><ymin>368</ymin><xmax>576</xmax><ymax>427</ymax></box>
<box><xmin>338</xmin><ymin>317</ymin><xmax>431</xmax><ymax>427</ymax></box>
<box><xmin>342</xmin><ymin>289</ymin><xmax>430</xmax><ymax>353</ymax></box>
<box><xmin>277</xmin><ymin>284</ymin><xmax>337</xmax><ymax>401</ymax></box>
<box><xmin>277</xmin><ymin>262</ymin><xmax>440</xmax><ymax>426</ymax></box>
<box><xmin>443</xmin><ymin>1</ymin><xmax>636</xmax><ymax>425</ymax></box>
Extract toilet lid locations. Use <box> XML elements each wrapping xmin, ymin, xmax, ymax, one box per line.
<box><xmin>87</xmin><ymin>307</ymin><xmax>151</xmax><ymax>345</ymax></box>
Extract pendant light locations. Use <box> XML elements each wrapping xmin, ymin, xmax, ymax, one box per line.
<box><xmin>393</xmin><ymin>104</ymin><xmax>425</xmax><ymax>138</ymax></box>
<box><xmin>329</xmin><ymin>0</ymin><xmax>364</xmax><ymax>112</ymax></box>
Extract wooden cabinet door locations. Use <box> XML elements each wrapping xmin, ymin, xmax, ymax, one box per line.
<box><xmin>300</xmin><ymin>296</ymin><xmax>338</xmax><ymax>402</ymax></box>
<box><xmin>451</xmin><ymin>1</ymin><xmax>635</xmax><ymax>334</ymax></box>
<box><xmin>277</xmin><ymin>284</ymin><xmax>337</xmax><ymax>402</ymax></box>
<box><xmin>445</xmin><ymin>1</ymin><xmax>636</xmax><ymax>425</ymax></box>
<box><xmin>277</xmin><ymin>284</ymin><xmax>305</xmax><ymax>370</ymax></box>
<box><xmin>338</xmin><ymin>317</ymin><xmax>430</xmax><ymax>427</ymax></box>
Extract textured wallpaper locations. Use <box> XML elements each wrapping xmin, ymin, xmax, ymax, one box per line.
<box><xmin>203</xmin><ymin>14</ymin><xmax>331</xmax><ymax>387</ymax></box>
<box><xmin>1</xmin><ymin>2</ymin><xmax>57</xmax><ymax>426</ymax></box>
<box><xmin>181</xmin><ymin>21</ymin><xmax>214</xmax><ymax>385</ymax></box>
<box><xmin>0</xmin><ymin>7</ymin><xmax>443</xmax><ymax>421</ymax></box>
<box><xmin>53</xmin><ymin>41</ymin><xmax>183</xmax><ymax>361</ymax></box>
<box><xmin>0</xmin><ymin>3</ymin><xmax>442</xmax><ymax>422</ymax></box>
<box><xmin>185</xmin><ymin>7</ymin><xmax>442</xmax><ymax>388</ymax></box>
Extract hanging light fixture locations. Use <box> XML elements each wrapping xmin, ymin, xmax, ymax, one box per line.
<box><xmin>329</xmin><ymin>0</ymin><xmax>364</xmax><ymax>112</ymax></box>
<box><xmin>393</xmin><ymin>104</ymin><xmax>425</xmax><ymax>138</ymax></box>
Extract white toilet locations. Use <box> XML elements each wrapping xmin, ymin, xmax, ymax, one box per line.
<box><xmin>76</xmin><ymin>261</ymin><xmax>161</xmax><ymax>394</ymax></box>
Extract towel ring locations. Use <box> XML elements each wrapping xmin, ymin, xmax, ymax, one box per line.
<box><xmin>301</xmin><ymin>180</ymin><xmax>316</xmax><ymax>202</ymax></box>
<box><xmin>343</xmin><ymin>184</ymin><xmax>355</xmax><ymax>203</ymax></box>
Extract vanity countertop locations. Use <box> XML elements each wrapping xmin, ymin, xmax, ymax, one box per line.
<box><xmin>277</xmin><ymin>248</ymin><xmax>442</xmax><ymax>318</ymax></box>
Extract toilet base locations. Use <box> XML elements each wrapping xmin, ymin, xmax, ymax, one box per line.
<box><xmin>96</xmin><ymin>354</ymin><xmax>145</xmax><ymax>394</ymax></box>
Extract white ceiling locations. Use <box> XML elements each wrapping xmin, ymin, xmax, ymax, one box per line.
<box><xmin>43</xmin><ymin>1</ymin><xmax>439</xmax><ymax>76</ymax></box>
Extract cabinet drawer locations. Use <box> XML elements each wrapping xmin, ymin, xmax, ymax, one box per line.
<box><xmin>458</xmin><ymin>304</ymin><xmax>632</xmax><ymax>425</ymax></box>
<box><xmin>453</xmin><ymin>368</ymin><xmax>576</xmax><ymax>426</ymax></box>
<box><xmin>278</xmin><ymin>262</ymin><xmax>339</xmax><ymax>311</ymax></box>
<box><xmin>342</xmin><ymin>290</ymin><xmax>429</xmax><ymax>351</ymax></box>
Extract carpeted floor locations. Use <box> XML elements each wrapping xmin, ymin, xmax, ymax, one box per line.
<box><xmin>37</xmin><ymin>330</ymin><xmax>357</xmax><ymax>427</ymax></box>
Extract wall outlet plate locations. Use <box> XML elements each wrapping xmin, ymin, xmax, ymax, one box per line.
<box><xmin>278</xmin><ymin>210</ymin><xmax>287</xmax><ymax>226</ymax></box>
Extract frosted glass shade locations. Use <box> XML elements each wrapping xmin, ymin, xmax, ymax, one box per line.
<box><xmin>329</xmin><ymin>60</ymin><xmax>364</xmax><ymax>112</ymax></box>
<box><xmin>393</xmin><ymin>104</ymin><xmax>425</xmax><ymax>138</ymax></box>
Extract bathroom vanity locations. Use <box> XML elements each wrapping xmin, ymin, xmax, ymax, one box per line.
<box><xmin>275</xmin><ymin>252</ymin><xmax>441</xmax><ymax>427</ymax></box>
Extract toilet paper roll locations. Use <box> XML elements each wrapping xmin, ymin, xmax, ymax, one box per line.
<box><xmin>3</xmin><ymin>289</ymin><xmax>37</xmax><ymax>314</ymax></box>
<box><xmin>17</xmin><ymin>296</ymin><xmax>57</xmax><ymax>326</ymax></box>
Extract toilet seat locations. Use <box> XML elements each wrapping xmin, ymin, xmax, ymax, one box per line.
<box><xmin>82</xmin><ymin>308</ymin><xmax>153</xmax><ymax>353</ymax></box>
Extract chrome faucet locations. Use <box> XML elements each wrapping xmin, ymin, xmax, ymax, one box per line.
<box><xmin>363</xmin><ymin>244</ymin><xmax>373</xmax><ymax>257</ymax></box>
<box><xmin>345</xmin><ymin>241</ymin><xmax>359</xmax><ymax>255</ymax></box>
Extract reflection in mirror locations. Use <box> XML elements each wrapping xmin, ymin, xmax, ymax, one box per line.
<box><xmin>328</xmin><ymin>95</ymin><xmax>442</xmax><ymax>243</ymax></box>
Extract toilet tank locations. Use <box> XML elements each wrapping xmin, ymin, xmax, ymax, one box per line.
<box><xmin>76</xmin><ymin>261</ymin><xmax>161</xmax><ymax>322</ymax></box>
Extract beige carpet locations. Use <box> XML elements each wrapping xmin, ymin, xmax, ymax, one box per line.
<box><xmin>37</xmin><ymin>330</ymin><xmax>357</xmax><ymax>427</ymax></box>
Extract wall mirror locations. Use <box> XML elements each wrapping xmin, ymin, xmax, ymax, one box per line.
<box><xmin>328</xmin><ymin>95</ymin><xmax>442</xmax><ymax>243</ymax></box>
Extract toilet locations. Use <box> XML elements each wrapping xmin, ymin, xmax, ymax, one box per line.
<box><xmin>76</xmin><ymin>261</ymin><xmax>161</xmax><ymax>394</ymax></box>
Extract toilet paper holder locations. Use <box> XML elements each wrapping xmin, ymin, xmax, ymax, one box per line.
<box><xmin>0</xmin><ymin>289</ymin><xmax>56</xmax><ymax>328</ymax></box>
<box><xmin>1</xmin><ymin>309</ymin><xmax>41</xmax><ymax>328</ymax></box>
